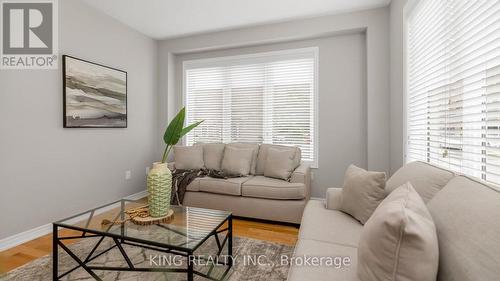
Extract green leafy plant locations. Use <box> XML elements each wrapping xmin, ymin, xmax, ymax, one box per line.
<box><xmin>161</xmin><ymin>107</ymin><xmax>203</xmax><ymax>163</ymax></box>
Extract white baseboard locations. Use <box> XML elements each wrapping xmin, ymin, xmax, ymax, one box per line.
<box><xmin>124</xmin><ymin>190</ymin><xmax>148</xmax><ymax>200</ymax></box>
<box><xmin>310</xmin><ymin>196</ymin><xmax>325</xmax><ymax>201</ymax></box>
<box><xmin>0</xmin><ymin>189</ymin><xmax>148</xmax><ymax>252</ymax></box>
<box><xmin>0</xmin><ymin>224</ymin><xmax>54</xmax><ymax>252</ymax></box>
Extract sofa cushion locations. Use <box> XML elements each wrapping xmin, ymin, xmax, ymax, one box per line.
<box><xmin>226</xmin><ymin>143</ymin><xmax>259</xmax><ymax>174</ymax></box>
<box><xmin>221</xmin><ymin>146</ymin><xmax>254</xmax><ymax>176</ymax></box>
<box><xmin>197</xmin><ymin>176</ymin><xmax>251</xmax><ymax>196</ymax></box>
<box><xmin>183</xmin><ymin>191</ymin><xmax>306</xmax><ymax>224</ymax></box>
<box><xmin>287</xmin><ymin>239</ymin><xmax>357</xmax><ymax>281</ymax></box>
<box><xmin>194</xmin><ymin>143</ymin><xmax>225</xmax><ymax>171</ymax></box>
<box><xmin>340</xmin><ymin>165</ymin><xmax>387</xmax><ymax>224</ymax></box>
<box><xmin>264</xmin><ymin>147</ymin><xmax>297</xmax><ymax>180</ymax></box>
<box><xmin>241</xmin><ymin>176</ymin><xmax>305</xmax><ymax>200</ymax></box>
<box><xmin>256</xmin><ymin>144</ymin><xmax>301</xmax><ymax>175</ymax></box>
<box><xmin>387</xmin><ymin>161</ymin><xmax>454</xmax><ymax>203</ymax></box>
<box><xmin>358</xmin><ymin>182</ymin><xmax>439</xmax><ymax>281</ymax></box>
<box><xmin>427</xmin><ymin>176</ymin><xmax>500</xmax><ymax>281</ymax></box>
<box><xmin>186</xmin><ymin>178</ymin><xmax>201</xmax><ymax>192</ymax></box>
<box><xmin>299</xmin><ymin>200</ymin><xmax>362</xmax><ymax>247</ymax></box>
<box><xmin>173</xmin><ymin>145</ymin><xmax>204</xmax><ymax>170</ymax></box>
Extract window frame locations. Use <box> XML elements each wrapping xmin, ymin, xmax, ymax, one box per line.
<box><xmin>403</xmin><ymin>0</ymin><xmax>419</xmax><ymax>165</ymax></box>
<box><xmin>182</xmin><ymin>47</ymin><xmax>319</xmax><ymax>168</ymax></box>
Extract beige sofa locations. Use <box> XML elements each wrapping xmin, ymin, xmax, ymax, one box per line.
<box><xmin>169</xmin><ymin>143</ymin><xmax>311</xmax><ymax>224</ymax></box>
<box><xmin>288</xmin><ymin>161</ymin><xmax>500</xmax><ymax>281</ymax></box>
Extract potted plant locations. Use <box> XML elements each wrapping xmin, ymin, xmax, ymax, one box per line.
<box><xmin>147</xmin><ymin>107</ymin><xmax>203</xmax><ymax>217</ymax></box>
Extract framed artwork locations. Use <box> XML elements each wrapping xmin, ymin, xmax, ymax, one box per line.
<box><xmin>63</xmin><ymin>55</ymin><xmax>127</xmax><ymax>128</ymax></box>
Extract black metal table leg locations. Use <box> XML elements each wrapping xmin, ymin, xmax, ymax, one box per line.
<box><xmin>188</xmin><ymin>250</ymin><xmax>194</xmax><ymax>281</ymax></box>
<box><xmin>53</xmin><ymin>224</ymin><xmax>58</xmax><ymax>281</ymax></box>
<box><xmin>120</xmin><ymin>200</ymin><xmax>125</xmax><ymax>243</ymax></box>
<box><xmin>228</xmin><ymin>215</ymin><xmax>233</xmax><ymax>267</ymax></box>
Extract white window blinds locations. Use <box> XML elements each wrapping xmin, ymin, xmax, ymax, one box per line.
<box><xmin>407</xmin><ymin>0</ymin><xmax>500</xmax><ymax>183</ymax></box>
<box><xmin>184</xmin><ymin>48</ymin><xmax>318</xmax><ymax>164</ymax></box>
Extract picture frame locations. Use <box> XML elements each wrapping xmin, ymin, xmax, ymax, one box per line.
<box><xmin>62</xmin><ymin>55</ymin><xmax>127</xmax><ymax>128</ymax></box>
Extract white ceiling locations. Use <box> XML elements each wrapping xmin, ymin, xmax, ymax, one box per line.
<box><xmin>82</xmin><ymin>0</ymin><xmax>391</xmax><ymax>40</ymax></box>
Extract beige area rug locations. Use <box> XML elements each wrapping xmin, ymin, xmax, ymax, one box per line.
<box><xmin>0</xmin><ymin>236</ymin><xmax>294</xmax><ymax>281</ymax></box>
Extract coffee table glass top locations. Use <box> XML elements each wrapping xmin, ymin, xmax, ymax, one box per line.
<box><xmin>55</xmin><ymin>199</ymin><xmax>231</xmax><ymax>251</ymax></box>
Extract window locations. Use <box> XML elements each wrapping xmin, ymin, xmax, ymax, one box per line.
<box><xmin>406</xmin><ymin>0</ymin><xmax>500</xmax><ymax>183</ymax></box>
<box><xmin>183</xmin><ymin>48</ymin><xmax>318</xmax><ymax>166</ymax></box>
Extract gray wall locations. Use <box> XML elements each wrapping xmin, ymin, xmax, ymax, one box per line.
<box><xmin>174</xmin><ymin>34</ymin><xmax>367</xmax><ymax>198</ymax></box>
<box><xmin>158</xmin><ymin>7</ymin><xmax>390</xmax><ymax>197</ymax></box>
<box><xmin>0</xmin><ymin>0</ymin><xmax>158</xmax><ymax>239</ymax></box>
<box><xmin>389</xmin><ymin>0</ymin><xmax>409</xmax><ymax>173</ymax></box>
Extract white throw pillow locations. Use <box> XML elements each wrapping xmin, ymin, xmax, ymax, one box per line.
<box><xmin>173</xmin><ymin>146</ymin><xmax>204</xmax><ymax>170</ymax></box>
<box><xmin>339</xmin><ymin>164</ymin><xmax>386</xmax><ymax>224</ymax></box>
<box><xmin>357</xmin><ymin>182</ymin><xmax>439</xmax><ymax>281</ymax></box>
<box><xmin>220</xmin><ymin>146</ymin><xmax>254</xmax><ymax>176</ymax></box>
<box><xmin>263</xmin><ymin>147</ymin><xmax>297</xmax><ymax>180</ymax></box>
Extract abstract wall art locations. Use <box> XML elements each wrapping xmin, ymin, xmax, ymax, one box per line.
<box><xmin>63</xmin><ymin>55</ymin><xmax>127</xmax><ymax>128</ymax></box>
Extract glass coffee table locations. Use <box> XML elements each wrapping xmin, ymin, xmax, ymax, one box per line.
<box><xmin>53</xmin><ymin>199</ymin><xmax>233</xmax><ymax>281</ymax></box>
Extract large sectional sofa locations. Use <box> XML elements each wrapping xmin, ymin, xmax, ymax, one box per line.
<box><xmin>287</xmin><ymin>161</ymin><xmax>500</xmax><ymax>280</ymax></box>
<box><xmin>168</xmin><ymin>142</ymin><xmax>311</xmax><ymax>224</ymax></box>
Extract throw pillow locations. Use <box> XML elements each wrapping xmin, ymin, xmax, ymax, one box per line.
<box><xmin>173</xmin><ymin>145</ymin><xmax>204</xmax><ymax>170</ymax></box>
<box><xmin>357</xmin><ymin>182</ymin><xmax>439</xmax><ymax>281</ymax></box>
<box><xmin>220</xmin><ymin>146</ymin><xmax>254</xmax><ymax>176</ymax></box>
<box><xmin>195</xmin><ymin>143</ymin><xmax>225</xmax><ymax>171</ymax></box>
<box><xmin>340</xmin><ymin>164</ymin><xmax>386</xmax><ymax>224</ymax></box>
<box><xmin>226</xmin><ymin>143</ymin><xmax>259</xmax><ymax>174</ymax></box>
<box><xmin>256</xmin><ymin>144</ymin><xmax>301</xmax><ymax>175</ymax></box>
<box><xmin>263</xmin><ymin>147</ymin><xmax>297</xmax><ymax>180</ymax></box>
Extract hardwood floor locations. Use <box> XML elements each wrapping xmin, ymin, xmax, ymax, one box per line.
<box><xmin>0</xmin><ymin>205</ymin><xmax>299</xmax><ymax>274</ymax></box>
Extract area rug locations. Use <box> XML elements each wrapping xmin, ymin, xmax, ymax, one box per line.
<box><xmin>0</xmin><ymin>236</ymin><xmax>294</xmax><ymax>281</ymax></box>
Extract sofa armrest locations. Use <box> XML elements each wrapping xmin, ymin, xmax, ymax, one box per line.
<box><xmin>325</xmin><ymin>187</ymin><xmax>343</xmax><ymax>210</ymax></box>
<box><xmin>167</xmin><ymin>162</ymin><xmax>175</xmax><ymax>171</ymax></box>
<box><xmin>290</xmin><ymin>163</ymin><xmax>311</xmax><ymax>200</ymax></box>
